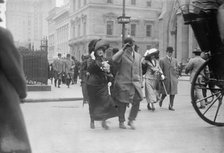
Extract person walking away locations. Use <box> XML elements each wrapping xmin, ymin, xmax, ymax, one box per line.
<box><xmin>185</xmin><ymin>48</ymin><xmax>206</xmax><ymax>108</ymax></box>
<box><xmin>79</xmin><ymin>53</ymin><xmax>90</xmax><ymax>105</ymax></box>
<box><xmin>52</xmin><ymin>53</ymin><xmax>64</xmax><ymax>88</ymax></box>
<box><xmin>142</xmin><ymin>48</ymin><xmax>164</xmax><ymax>111</ymax></box>
<box><xmin>72</xmin><ymin>56</ymin><xmax>80</xmax><ymax>84</ymax></box>
<box><xmin>64</xmin><ymin>54</ymin><xmax>75</xmax><ymax>88</ymax></box>
<box><xmin>0</xmin><ymin>27</ymin><xmax>32</xmax><ymax>153</ymax></box>
<box><xmin>112</xmin><ymin>37</ymin><xmax>143</xmax><ymax>130</ymax></box>
<box><xmin>159</xmin><ymin>47</ymin><xmax>179</xmax><ymax>111</ymax></box>
<box><xmin>48</xmin><ymin>63</ymin><xmax>54</xmax><ymax>84</ymax></box>
<box><xmin>86</xmin><ymin>39</ymin><xmax>118</xmax><ymax>130</ymax></box>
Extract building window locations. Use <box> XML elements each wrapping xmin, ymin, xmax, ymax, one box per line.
<box><xmin>147</xmin><ymin>0</ymin><xmax>152</xmax><ymax>7</ymax></box>
<box><xmin>78</xmin><ymin>0</ymin><xmax>81</xmax><ymax>8</ymax></box>
<box><xmin>83</xmin><ymin>22</ymin><xmax>86</xmax><ymax>36</ymax></box>
<box><xmin>106</xmin><ymin>21</ymin><xmax>113</xmax><ymax>36</ymax></box>
<box><xmin>130</xmin><ymin>24</ymin><xmax>136</xmax><ymax>37</ymax></box>
<box><xmin>107</xmin><ymin>0</ymin><xmax>112</xmax><ymax>3</ymax></box>
<box><xmin>78</xmin><ymin>23</ymin><xmax>81</xmax><ymax>36</ymax></box>
<box><xmin>131</xmin><ymin>0</ymin><xmax>136</xmax><ymax>5</ymax></box>
<box><xmin>73</xmin><ymin>0</ymin><xmax>76</xmax><ymax>11</ymax></box>
<box><xmin>146</xmin><ymin>25</ymin><xmax>152</xmax><ymax>37</ymax></box>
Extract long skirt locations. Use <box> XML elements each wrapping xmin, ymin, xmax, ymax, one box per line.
<box><xmin>145</xmin><ymin>78</ymin><xmax>160</xmax><ymax>104</ymax></box>
<box><xmin>87</xmin><ymin>84</ymin><xmax>118</xmax><ymax>121</ymax></box>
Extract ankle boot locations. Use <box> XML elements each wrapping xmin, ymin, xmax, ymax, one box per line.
<box><xmin>119</xmin><ymin>122</ymin><xmax>127</xmax><ymax>129</ymax></box>
<box><xmin>127</xmin><ymin>120</ymin><xmax>135</xmax><ymax>130</ymax></box>
<box><xmin>102</xmin><ymin>120</ymin><xmax>109</xmax><ymax>130</ymax></box>
<box><xmin>90</xmin><ymin>121</ymin><xmax>95</xmax><ymax>129</ymax></box>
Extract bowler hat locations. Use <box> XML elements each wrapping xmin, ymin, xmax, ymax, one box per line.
<box><xmin>166</xmin><ymin>46</ymin><xmax>174</xmax><ymax>52</ymax></box>
<box><xmin>124</xmin><ymin>37</ymin><xmax>134</xmax><ymax>46</ymax></box>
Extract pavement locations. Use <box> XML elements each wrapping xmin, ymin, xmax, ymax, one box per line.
<box><xmin>24</xmin><ymin>76</ymin><xmax>190</xmax><ymax>102</ymax></box>
<box><xmin>20</xmin><ymin>77</ymin><xmax>224</xmax><ymax>153</ymax></box>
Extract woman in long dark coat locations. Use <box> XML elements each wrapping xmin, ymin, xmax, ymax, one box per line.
<box><xmin>86</xmin><ymin>39</ymin><xmax>118</xmax><ymax>129</ymax></box>
<box><xmin>0</xmin><ymin>27</ymin><xmax>31</xmax><ymax>152</ymax></box>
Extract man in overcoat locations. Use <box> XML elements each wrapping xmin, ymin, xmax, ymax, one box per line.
<box><xmin>52</xmin><ymin>53</ymin><xmax>64</xmax><ymax>88</ymax></box>
<box><xmin>112</xmin><ymin>37</ymin><xmax>143</xmax><ymax>129</ymax></box>
<box><xmin>64</xmin><ymin>54</ymin><xmax>75</xmax><ymax>88</ymax></box>
<box><xmin>185</xmin><ymin>48</ymin><xmax>206</xmax><ymax>108</ymax></box>
<box><xmin>159</xmin><ymin>47</ymin><xmax>179</xmax><ymax>111</ymax></box>
<box><xmin>0</xmin><ymin>27</ymin><xmax>32</xmax><ymax>152</ymax></box>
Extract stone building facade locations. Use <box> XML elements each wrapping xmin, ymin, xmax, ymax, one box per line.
<box><xmin>68</xmin><ymin>0</ymin><xmax>162</xmax><ymax>60</ymax></box>
<box><xmin>48</xmin><ymin>0</ymin><xmax>199</xmax><ymax>64</ymax></box>
<box><xmin>5</xmin><ymin>0</ymin><xmax>54</xmax><ymax>50</ymax></box>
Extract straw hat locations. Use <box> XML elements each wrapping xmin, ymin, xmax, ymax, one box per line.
<box><xmin>144</xmin><ymin>48</ymin><xmax>159</xmax><ymax>57</ymax></box>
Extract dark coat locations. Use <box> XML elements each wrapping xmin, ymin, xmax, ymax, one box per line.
<box><xmin>0</xmin><ymin>27</ymin><xmax>31</xmax><ymax>152</ymax></box>
<box><xmin>86</xmin><ymin>57</ymin><xmax>118</xmax><ymax>120</ymax></box>
<box><xmin>159</xmin><ymin>56</ymin><xmax>179</xmax><ymax>95</ymax></box>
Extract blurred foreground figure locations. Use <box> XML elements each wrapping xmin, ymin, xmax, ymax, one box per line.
<box><xmin>0</xmin><ymin>27</ymin><xmax>32</xmax><ymax>153</ymax></box>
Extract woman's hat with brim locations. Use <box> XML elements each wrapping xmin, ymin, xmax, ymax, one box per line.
<box><xmin>94</xmin><ymin>39</ymin><xmax>110</xmax><ymax>51</ymax></box>
<box><xmin>144</xmin><ymin>48</ymin><xmax>159</xmax><ymax>57</ymax></box>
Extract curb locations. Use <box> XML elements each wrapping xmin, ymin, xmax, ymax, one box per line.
<box><xmin>23</xmin><ymin>97</ymin><xmax>83</xmax><ymax>103</ymax></box>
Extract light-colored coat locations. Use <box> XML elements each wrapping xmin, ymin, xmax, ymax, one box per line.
<box><xmin>159</xmin><ymin>56</ymin><xmax>179</xmax><ymax>95</ymax></box>
<box><xmin>52</xmin><ymin>58</ymin><xmax>64</xmax><ymax>74</ymax></box>
<box><xmin>185</xmin><ymin>56</ymin><xmax>205</xmax><ymax>83</ymax></box>
<box><xmin>113</xmin><ymin>51</ymin><xmax>143</xmax><ymax>103</ymax></box>
<box><xmin>0</xmin><ymin>27</ymin><xmax>31</xmax><ymax>152</ymax></box>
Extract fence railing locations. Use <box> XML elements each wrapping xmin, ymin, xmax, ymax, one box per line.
<box><xmin>19</xmin><ymin>48</ymin><xmax>48</xmax><ymax>85</ymax></box>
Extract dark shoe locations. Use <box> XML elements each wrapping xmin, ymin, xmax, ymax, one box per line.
<box><xmin>119</xmin><ymin>122</ymin><xmax>127</xmax><ymax>129</ymax></box>
<box><xmin>90</xmin><ymin>121</ymin><xmax>95</xmax><ymax>129</ymax></box>
<box><xmin>168</xmin><ymin>106</ymin><xmax>175</xmax><ymax>111</ymax></box>
<box><xmin>147</xmin><ymin>103</ymin><xmax>152</xmax><ymax>110</ymax></box>
<box><xmin>127</xmin><ymin>121</ymin><xmax>136</xmax><ymax>130</ymax></box>
<box><xmin>151</xmin><ymin>106</ymin><xmax>155</xmax><ymax>111</ymax></box>
<box><xmin>159</xmin><ymin>100</ymin><xmax>163</xmax><ymax>107</ymax></box>
<box><xmin>199</xmin><ymin>106</ymin><xmax>206</xmax><ymax>109</ymax></box>
<box><xmin>102</xmin><ymin>120</ymin><xmax>109</xmax><ymax>130</ymax></box>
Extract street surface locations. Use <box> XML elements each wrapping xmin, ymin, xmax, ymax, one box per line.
<box><xmin>21</xmin><ymin>80</ymin><xmax>224</xmax><ymax>153</ymax></box>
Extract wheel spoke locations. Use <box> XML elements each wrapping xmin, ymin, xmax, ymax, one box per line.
<box><xmin>203</xmin><ymin>93</ymin><xmax>222</xmax><ymax>116</ymax></box>
<box><xmin>213</xmin><ymin>96</ymin><xmax>223</xmax><ymax>122</ymax></box>
<box><xmin>195</xmin><ymin>91</ymin><xmax>221</xmax><ymax>104</ymax></box>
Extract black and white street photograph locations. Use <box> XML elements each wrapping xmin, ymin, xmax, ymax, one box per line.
<box><xmin>1</xmin><ymin>0</ymin><xmax>224</xmax><ymax>153</ymax></box>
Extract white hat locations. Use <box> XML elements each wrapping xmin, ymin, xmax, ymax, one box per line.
<box><xmin>144</xmin><ymin>48</ymin><xmax>158</xmax><ymax>57</ymax></box>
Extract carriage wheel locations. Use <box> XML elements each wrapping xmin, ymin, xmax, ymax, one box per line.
<box><xmin>191</xmin><ymin>58</ymin><xmax>224</xmax><ymax>126</ymax></box>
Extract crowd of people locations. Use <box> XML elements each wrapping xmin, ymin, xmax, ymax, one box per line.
<box><xmin>49</xmin><ymin>53</ymin><xmax>81</xmax><ymax>88</ymax></box>
<box><xmin>78</xmin><ymin>37</ymin><xmax>182</xmax><ymax>130</ymax></box>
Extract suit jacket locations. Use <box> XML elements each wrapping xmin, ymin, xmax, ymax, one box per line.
<box><xmin>185</xmin><ymin>56</ymin><xmax>205</xmax><ymax>83</ymax></box>
<box><xmin>159</xmin><ymin>56</ymin><xmax>179</xmax><ymax>95</ymax></box>
<box><xmin>113</xmin><ymin>50</ymin><xmax>143</xmax><ymax>103</ymax></box>
<box><xmin>52</xmin><ymin>58</ymin><xmax>64</xmax><ymax>73</ymax></box>
<box><xmin>0</xmin><ymin>27</ymin><xmax>31</xmax><ymax>152</ymax></box>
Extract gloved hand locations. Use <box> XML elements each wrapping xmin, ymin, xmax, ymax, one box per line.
<box><xmin>161</xmin><ymin>74</ymin><xmax>165</xmax><ymax>80</ymax></box>
<box><xmin>90</xmin><ymin>51</ymin><xmax>95</xmax><ymax>60</ymax></box>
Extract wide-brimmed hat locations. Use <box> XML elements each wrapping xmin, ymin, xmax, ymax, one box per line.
<box><xmin>166</xmin><ymin>46</ymin><xmax>174</xmax><ymax>52</ymax></box>
<box><xmin>94</xmin><ymin>39</ymin><xmax>110</xmax><ymax>51</ymax></box>
<box><xmin>88</xmin><ymin>39</ymin><xmax>100</xmax><ymax>54</ymax></box>
<box><xmin>193</xmin><ymin>48</ymin><xmax>201</xmax><ymax>54</ymax></box>
<box><xmin>144</xmin><ymin>48</ymin><xmax>159</xmax><ymax>57</ymax></box>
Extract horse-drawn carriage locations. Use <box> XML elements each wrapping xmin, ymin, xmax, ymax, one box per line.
<box><xmin>180</xmin><ymin>1</ymin><xmax>224</xmax><ymax>126</ymax></box>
